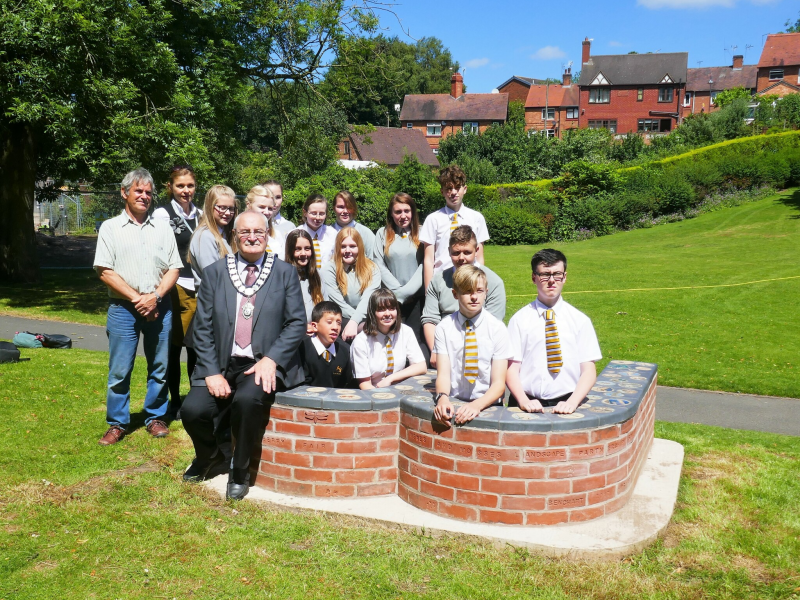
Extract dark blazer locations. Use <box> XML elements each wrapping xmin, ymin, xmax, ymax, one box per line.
<box><xmin>191</xmin><ymin>253</ymin><xmax>307</xmax><ymax>388</ymax></box>
<box><xmin>298</xmin><ymin>337</ymin><xmax>356</xmax><ymax>389</ymax></box>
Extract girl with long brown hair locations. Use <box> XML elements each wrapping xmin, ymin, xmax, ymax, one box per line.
<box><xmin>189</xmin><ymin>185</ymin><xmax>238</xmax><ymax>288</ymax></box>
<box><xmin>284</xmin><ymin>229</ymin><xmax>324</xmax><ymax>323</ymax></box>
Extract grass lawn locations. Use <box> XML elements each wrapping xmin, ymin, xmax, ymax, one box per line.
<box><xmin>486</xmin><ymin>188</ymin><xmax>800</xmax><ymax>398</ymax></box>
<box><xmin>1</xmin><ymin>350</ymin><xmax>798</xmax><ymax>599</ymax></box>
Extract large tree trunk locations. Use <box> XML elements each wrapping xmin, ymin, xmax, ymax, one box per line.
<box><xmin>0</xmin><ymin>123</ymin><xmax>39</xmax><ymax>283</ymax></box>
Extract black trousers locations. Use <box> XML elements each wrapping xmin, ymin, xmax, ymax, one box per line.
<box><xmin>507</xmin><ymin>392</ymin><xmax>573</xmax><ymax>408</ymax></box>
<box><xmin>401</xmin><ymin>290</ymin><xmax>430</xmax><ymax>366</ymax></box>
<box><xmin>182</xmin><ymin>357</ymin><xmax>276</xmax><ymax>484</ymax></box>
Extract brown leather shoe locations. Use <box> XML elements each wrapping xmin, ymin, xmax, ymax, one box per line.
<box><xmin>146</xmin><ymin>419</ymin><xmax>170</xmax><ymax>438</ymax></box>
<box><xmin>98</xmin><ymin>426</ymin><xmax>126</xmax><ymax>446</ymax></box>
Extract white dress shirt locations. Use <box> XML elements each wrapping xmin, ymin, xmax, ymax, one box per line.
<box><xmin>311</xmin><ymin>334</ymin><xmax>336</xmax><ymax>359</ymax></box>
<box><xmin>297</xmin><ymin>223</ymin><xmax>336</xmax><ymax>266</ymax></box>
<box><xmin>273</xmin><ymin>212</ymin><xmax>296</xmax><ymax>238</ymax></box>
<box><xmin>267</xmin><ymin>229</ymin><xmax>286</xmax><ymax>262</ymax></box>
<box><xmin>433</xmin><ymin>309</ymin><xmax>512</xmax><ymax>401</ymax></box>
<box><xmin>350</xmin><ymin>324</ymin><xmax>425</xmax><ymax>384</ymax></box>
<box><xmin>419</xmin><ymin>205</ymin><xmax>490</xmax><ymax>274</ymax></box>
<box><xmin>231</xmin><ymin>253</ymin><xmax>266</xmax><ymax>359</ymax></box>
<box><xmin>508</xmin><ymin>297</ymin><xmax>602</xmax><ymax>400</ymax></box>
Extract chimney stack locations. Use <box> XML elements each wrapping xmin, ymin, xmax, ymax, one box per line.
<box><xmin>582</xmin><ymin>37</ymin><xmax>591</xmax><ymax>65</ymax></box>
<box><xmin>563</xmin><ymin>68</ymin><xmax>572</xmax><ymax>86</ymax></box>
<box><xmin>451</xmin><ymin>72</ymin><xmax>464</xmax><ymax>98</ymax></box>
<box><xmin>732</xmin><ymin>54</ymin><xmax>743</xmax><ymax>69</ymax></box>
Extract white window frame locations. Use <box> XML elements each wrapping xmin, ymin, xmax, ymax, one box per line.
<box><xmin>637</xmin><ymin>119</ymin><xmax>659</xmax><ymax>132</ymax></box>
<box><xmin>710</xmin><ymin>91</ymin><xmax>719</xmax><ymax>106</ymax></box>
<box><xmin>588</xmin><ymin>88</ymin><xmax>610</xmax><ymax>104</ymax></box>
<box><xmin>658</xmin><ymin>87</ymin><xmax>674</xmax><ymax>103</ymax></box>
<box><xmin>462</xmin><ymin>121</ymin><xmax>479</xmax><ymax>134</ymax></box>
<box><xmin>406</xmin><ymin>122</ymin><xmax>413</xmax><ymax>129</ymax></box>
<box><xmin>541</xmin><ymin>108</ymin><xmax>555</xmax><ymax>121</ymax></box>
<box><xmin>588</xmin><ymin>119</ymin><xmax>617</xmax><ymax>134</ymax></box>
<box><xmin>769</xmin><ymin>68</ymin><xmax>784</xmax><ymax>81</ymax></box>
<box><xmin>566</xmin><ymin>107</ymin><xmax>579</xmax><ymax>119</ymax></box>
<box><xmin>432</xmin><ymin>148</ymin><xmax>439</xmax><ymax>155</ymax></box>
<box><xmin>683</xmin><ymin>91</ymin><xmax>692</xmax><ymax>107</ymax></box>
<box><xmin>426</xmin><ymin>123</ymin><xmax>442</xmax><ymax>137</ymax></box>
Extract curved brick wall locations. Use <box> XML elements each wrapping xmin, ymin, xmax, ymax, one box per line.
<box><xmin>254</xmin><ymin>361</ymin><xmax>657</xmax><ymax>525</ymax></box>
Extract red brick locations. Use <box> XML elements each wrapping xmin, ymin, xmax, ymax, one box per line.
<box><xmin>438</xmin><ymin>502</ymin><xmax>479</xmax><ymax>522</ymax></box>
<box><xmin>524</xmin><ymin>447</ymin><xmax>567</xmax><ymax>463</ymax></box>
<box><xmin>588</xmin><ymin>486</ymin><xmax>616</xmax><ymax>506</ymax></box>
<box><xmin>337</xmin><ymin>411</ymin><xmax>380</xmax><ymax>424</ymax></box>
<box><xmin>398</xmin><ymin>484</ymin><xmax>410</xmax><ymax>502</ymax></box>
<box><xmin>313</xmin><ymin>455</ymin><xmax>355</xmax><ymax>469</ymax></box>
<box><xmin>457</xmin><ymin>460</ymin><xmax>500</xmax><ymax>477</ymax></box>
<box><xmin>254</xmin><ymin>474</ymin><xmax>276</xmax><ymax>491</ymax></box>
<box><xmin>481</xmin><ymin>479</ymin><xmax>527</xmax><ymax>495</ymax></box>
<box><xmin>406</xmin><ymin>488</ymin><xmax>438</xmax><ymax>513</ymax></box>
<box><xmin>295</xmin><ymin>439</ymin><xmax>335</xmax><ymax>454</ymax></box>
<box><xmin>420</xmin><ymin>450</ymin><xmax>456</xmax><ymax>472</ymax></box>
<box><xmin>273</xmin><ymin>451</ymin><xmax>311</xmax><ymax>468</ymax></box>
<box><xmin>604</xmin><ymin>493</ymin><xmax>632</xmax><ymax>515</ymax></box>
<box><xmin>548</xmin><ymin>463</ymin><xmax>589</xmax><ymax>479</ymax></box>
<box><xmin>355</xmin><ymin>454</ymin><xmax>394</xmax><ymax>469</ymax></box>
<box><xmin>380</xmin><ymin>410</ymin><xmax>400</xmax><ymax>423</ymax></box>
<box><xmin>620</xmin><ymin>418</ymin><xmax>635</xmax><ymax>435</ymax></box>
<box><xmin>572</xmin><ymin>474</ymin><xmax>606</xmax><ymax>493</ymax></box>
<box><xmin>439</xmin><ymin>472</ymin><xmax>481</xmax><ymax>491</ymax></box>
<box><xmin>420</xmin><ymin>479</ymin><xmax>456</xmax><ymax>501</ymax></box>
<box><xmin>263</xmin><ymin>419</ymin><xmax>275</xmax><ymax>432</ymax></box>
<box><xmin>357</xmin><ymin>482</ymin><xmax>396</xmax><ymax>497</ymax></box>
<box><xmin>358</xmin><ymin>424</ymin><xmax>398</xmax><ymax>439</ymax></box>
<box><xmin>399</xmin><ymin>440</ymin><xmax>419</xmax><ymax>462</ymax></box>
<box><xmin>569</xmin><ymin>444</ymin><xmax>606</xmax><ymax>460</ymax></box>
<box><xmin>409</xmin><ymin>461</ymin><xmax>439</xmax><ymax>483</ymax></box>
<box><xmin>618</xmin><ymin>443</ymin><xmax>636</xmax><ymax>466</ymax></box>
<box><xmin>314</xmin><ymin>484</ymin><xmax>356</xmax><ymax>498</ymax></box>
<box><xmin>262</xmin><ymin>434</ymin><xmax>293</xmax><ymax>450</ymax></box>
<box><xmin>335</xmin><ymin>469</ymin><xmax>375</xmax><ymax>484</ymax></box>
<box><xmin>377</xmin><ymin>467</ymin><xmax>397</xmax><ymax>481</ymax></box>
<box><xmin>590</xmin><ymin>425</ymin><xmax>620</xmax><ymax>443</ymax></box>
<box><xmin>379</xmin><ymin>438</ymin><xmax>399</xmax><ymax>452</ymax></box>
<box><xmin>589</xmin><ymin>455</ymin><xmax>619</xmax><ymax>474</ymax></box>
<box><xmin>269</xmin><ymin>406</ymin><xmax>295</xmax><ymax>421</ymax></box>
<box><xmin>276</xmin><ymin>479</ymin><xmax>313</xmax><ymax>495</ymax></box>
<box><xmin>526</xmin><ymin>511</ymin><xmax>569</xmax><ymax>525</ymax></box>
<box><xmin>406</xmin><ymin>429</ymin><xmax>433</xmax><ymax>449</ymax></box>
<box><xmin>313</xmin><ymin>425</ymin><xmax>356</xmax><ymax>440</ymax></box>
<box><xmin>336</xmin><ymin>440</ymin><xmax>378</xmax><ymax>454</ymax></box>
<box><xmin>274</xmin><ymin>421</ymin><xmax>312</xmax><ymax>436</ymax></box>
<box><xmin>501</xmin><ymin>432</ymin><xmax>548</xmax><ymax>447</ymax></box>
<box><xmin>606</xmin><ymin>464</ymin><xmax>628</xmax><ymax>485</ymax></box>
<box><xmin>480</xmin><ymin>509</ymin><xmax>524</xmax><ymax>525</ymax></box>
<box><xmin>569</xmin><ymin>506</ymin><xmax>605</xmax><ymax>522</ymax></box>
<box><xmin>527</xmin><ymin>480</ymin><xmax>571</xmax><ymax>495</ymax></box>
<box><xmin>434</xmin><ymin>438</ymin><xmax>474</xmax><ymax>458</ymax></box>
<box><xmin>259</xmin><ymin>461</ymin><xmax>292</xmax><ymax>478</ymax></box>
<box><xmin>547</xmin><ymin>493</ymin><xmax>586</xmax><ymax>510</ymax></box>
<box><xmin>398</xmin><ymin>469</ymin><xmax>419</xmax><ymax>491</ymax></box>
<box><xmin>475</xmin><ymin>447</ymin><xmax>520</xmax><ymax>462</ymax></box>
<box><xmin>455</xmin><ymin>428</ymin><xmax>500</xmax><ymax>445</ymax></box>
<box><xmin>400</xmin><ymin>413</ymin><xmax>420</xmax><ymax>429</ymax></box>
<box><xmin>501</xmin><ymin>496</ymin><xmax>546</xmax><ymax>511</ymax></box>
<box><xmin>259</xmin><ymin>448</ymin><xmax>274</xmax><ymax>462</ymax></box>
<box><xmin>607</xmin><ymin>436</ymin><xmax>628</xmax><ymax>455</ymax></box>
<box><xmin>549</xmin><ymin>432</ymin><xmax>589</xmax><ymax>445</ymax></box>
<box><xmin>398</xmin><ymin>455</ymin><xmax>409</xmax><ymax>473</ymax></box>
<box><xmin>420</xmin><ymin>419</ymin><xmax>454</xmax><ymax>438</ymax></box>
<box><xmin>456</xmin><ymin>490</ymin><xmax>498</xmax><ymax>508</ymax></box>
<box><xmin>294</xmin><ymin>468</ymin><xmax>334</xmax><ymax>482</ymax></box>
<box><xmin>501</xmin><ymin>464</ymin><xmax>546</xmax><ymax>479</ymax></box>
<box><xmin>616</xmin><ymin>476</ymin><xmax>633</xmax><ymax>497</ymax></box>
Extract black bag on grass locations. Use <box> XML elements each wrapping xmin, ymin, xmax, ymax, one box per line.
<box><xmin>42</xmin><ymin>334</ymin><xmax>72</xmax><ymax>349</ymax></box>
<box><xmin>0</xmin><ymin>341</ymin><xmax>27</xmax><ymax>363</ymax></box>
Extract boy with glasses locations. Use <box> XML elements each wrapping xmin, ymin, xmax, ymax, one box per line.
<box><xmin>506</xmin><ymin>249</ymin><xmax>601</xmax><ymax>415</ymax></box>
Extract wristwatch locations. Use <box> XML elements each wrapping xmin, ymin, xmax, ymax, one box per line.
<box><xmin>434</xmin><ymin>392</ymin><xmax>448</xmax><ymax>404</ymax></box>
<box><xmin>155</xmin><ymin>292</ymin><xmax>163</xmax><ymax>303</ymax></box>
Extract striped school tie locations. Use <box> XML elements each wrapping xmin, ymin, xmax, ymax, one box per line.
<box><xmin>322</xmin><ymin>350</ymin><xmax>331</xmax><ymax>362</ymax></box>
<box><xmin>385</xmin><ymin>336</ymin><xmax>394</xmax><ymax>374</ymax></box>
<box><xmin>450</xmin><ymin>212</ymin><xmax>458</xmax><ymax>232</ymax></box>
<box><xmin>463</xmin><ymin>319</ymin><xmax>479</xmax><ymax>384</ymax></box>
<box><xmin>544</xmin><ymin>309</ymin><xmax>563</xmax><ymax>374</ymax></box>
<box><xmin>313</xmin><ymin>233</ymin><xmax>321</xmax><ymax>269</ymax></box>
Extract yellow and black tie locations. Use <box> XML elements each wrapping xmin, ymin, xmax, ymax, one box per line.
<box><xmin>322</xmin><ymin>350</ymin><xmax>331</xmax><ymax>362</ymax></box>
<box><xmin>313</xmin><ymin>233</ymin><xmax>322</xmax><ymax>269</ymax></box>
<box><xmin>463</xmin><ymin>319</ymin><xmax>479</xmax><ymax>384</ymax></box>
<box><xmin>450</xmin><ymin>212</ymin><xmax>459</xmax><ymax>232</ymax></box>
<box><xmin>544</xmin><ymin>309</ymin><xmax>563</xmax><ymax>374</ymax></box>
<box><xmin>385</xmin><ymin>336</ymin><xmax>394</xmax><ymax>374</ymax></box>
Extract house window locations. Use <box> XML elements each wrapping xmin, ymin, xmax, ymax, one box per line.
<box><xmin>710</xmin><ymin>91</ymin><xmax>719</xmax><ymax>105</ymax></box>
<box><xmin>588</xmin><ymin>88</ymin><xmax>610</xmax><ymax>103</ymax></box>
<box><xmin>566</xmin><ymin>107</ymin><xmax>579</xmax><ymax>119</ymax></box>
<box><xmin>637</xmin><ymin>88</ymin><xmax>644</xmax><ymax>102</ymax></box>
<box><xmin>588</xmin><ymin>119</ymin><xmax>617</xmax><ymax>134</ymax></box>
<box><xmin>769</xmin><ymin>69</ymin><xmax>784</xmax><ymax>80</ymax></box>
<box><xmin>541</xmin><ymin>108</ymin><xmax>555</xmax><ymax>121</ymax></box>
<box><xmin>406</xmin><ymin>122</ymin><xmax>413</xmax><ymax>129</ymax></box>
<box><xmin>427</xmin><ymin>123</ymin><xmax>442</xmax><ymax>136</ymax></box>
<box><xmin>544</xmin><ymin>129</ymin><xmax>556</xmax><ymax>139</ymax></box>
<box><xmin>492</xmin><ymin>121</ymin><xmax>499</xmax><ymax>126</ymax></box>
<box><xmin>638</xmin><ymin>119</ymin><xmax>660</xmax><ymax>132</ymax></box>
<box><xmin>683</xmin><ymin>91</ymin><xmax>692</xmax><ymax>107</ymax></box>
<box><xmin>343</xmin><ymin>141</ymin><xmax>350</xmax><ymax>155</ymax></box>
<box><xmin>462</xmin><ymin>122</ymin><xmax>479</xmax><ymax>134</ymax></box>
<box><xmin>658</xmin><ymin>87</ymin><xmax>674</xmax><ymax>102</ymax></box>
<box><xmin>432</xmin><ymin>148</ymin><xmax>439</xmax><ymax>155</ymax></box>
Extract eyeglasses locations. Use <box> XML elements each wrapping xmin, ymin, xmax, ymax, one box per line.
<box><xmin>214</xmin><ymin>205</ymin><xmax>236</xmax><ymax>215</ymax></box>
<box><xmin>237</xmin><ymin>229</ymin><xmax>267</xmax><ymax>239</ymax></box>
<box><xmin>535</xmin><ymin>271</ymin><xmax>565</xmax><ymax>282</ymax></box>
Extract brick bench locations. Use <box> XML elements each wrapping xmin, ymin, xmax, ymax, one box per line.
<box><xmin>254</xmin><ymin>361</ymin><xmax>656</xmax><ymax>525</ymax></box>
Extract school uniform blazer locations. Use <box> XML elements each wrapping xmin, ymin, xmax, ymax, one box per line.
<box><xmin>191</xmin><ymin>253</ymin><xmax>307</xmax><ymax>389</ymax></box>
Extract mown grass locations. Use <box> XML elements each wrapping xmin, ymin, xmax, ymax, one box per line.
<box><xmin>487</xmin><ymin>188</ymin><xmax>800</xmax><ymax>398</ymax></box>
<box><xmin>1</xmin><ymin>351</ymin><xmax>799</xmax><ymax>599</ymax></box>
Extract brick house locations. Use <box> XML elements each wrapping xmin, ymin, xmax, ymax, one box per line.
<box><xmin>338</xmin><ymin>127</ymin><xmax>439</xmax><ymax>168</ymax></box>
<box><xmin>399</xmin><ymin>73</ymin><xmax>509</xmax><ymax>152</ymax></box>
<box><xmin>497</xmin><ymin>75</ymin><xmax>548</xmax><ymax>104</ymax></box>
<box><xmin>577</xmin><ymin>38</ymin><xmax>688</xmax><ymax>138</ymax></box>
<box><xmin>524</xmin><ymin>69</ymin><xmax>580</xmax><ymax>138</ymax></box>
<box><xmin>685</xmin><ymin>55</ymin><xmax>758</xmax><ymax>114</ymax></box>
<box><xmin>756</xmin><ymin>33</ymin><xmax>800</xmax><ymax>98</ymax></box>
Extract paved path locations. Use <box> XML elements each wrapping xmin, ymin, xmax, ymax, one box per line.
<box><xmin>1</xmin><ymin>314</ymin><xmax>797</xmax><ymax>436</ymax></box>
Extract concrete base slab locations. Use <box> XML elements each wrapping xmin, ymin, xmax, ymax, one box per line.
<box><xmin>204</xmin><ymin>438</ymin><xmax>683</xmax><ymax>561</ymax></box>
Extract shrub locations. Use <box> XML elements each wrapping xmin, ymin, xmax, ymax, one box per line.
<box><xmin>482</xmin><ymin>204</ymin><xmax>548</xmax><ymax>245</ymax></box>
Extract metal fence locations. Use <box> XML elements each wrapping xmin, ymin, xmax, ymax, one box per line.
<box><xmin>36</xmin><ymin>194</ymin><xmax>85</xmax><ymax>235</ymax></box>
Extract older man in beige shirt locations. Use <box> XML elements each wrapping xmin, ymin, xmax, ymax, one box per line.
<box><xmin>94</xmin><ymin>167</ymin><xmax>182</xmax><ymax>446</ymax></box>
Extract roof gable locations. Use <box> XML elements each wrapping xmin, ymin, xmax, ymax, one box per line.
<box><xmin>758</xmin><ymin>33</ymin><xmax>800</xmax><ymax>68</ymax></box>
<box><xmin>524</xmin><ymin>84</ymin><xmax>579</xmax><ymax>108</ymax></box>
<box><xmin>660</xmin><ymin>74</ymin><xmax>673</xmax><ymax>84</ymax></box>
<box><xmin>579</xmin><ymin>52</ymin><xmax>688</xmax><ymax>86</ymax></box>
<box><xmin>590</xmin><ymin>72</ymin><xmax>610</xmax><ymax>85</ymax></box>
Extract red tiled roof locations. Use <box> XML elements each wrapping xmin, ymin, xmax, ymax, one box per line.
<box><xmin>758</xmin><ymin>33</ymin><xmax>800</xmax><ymax>68</ymax></box>
<box><xmin>399</xmin><ymin>93</ymin><xmax>508</xmax><ymax>122</ymax></box>
<box><xmin>524</xmin><ymin>84</ymin><xmax>579</xmax><ymax>108</ymax></box>
<box><xmin>686</xmin><ymin>65</ymin><xmax>758</xmax><ymax>91</ymax></box>
<box><xmin>348</xmin><ymin>127</ymin><xmax>439</xmax><ymax>167</ymax></box>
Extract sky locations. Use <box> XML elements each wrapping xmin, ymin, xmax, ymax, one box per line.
<box><xmin>376</xmin><ymin>0</ymin><xmax>796</xmax><ymax>92</ymax></box>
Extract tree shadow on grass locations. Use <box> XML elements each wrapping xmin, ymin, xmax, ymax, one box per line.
<box><xmin>0</xmin><ymin>269</ymin><xmax>108</xmax><ymax>318</ymax></box>
<box><xmin>775</xmin><ymin>188</ymin><xmax>800</xmax><ymax>219</ymax></box>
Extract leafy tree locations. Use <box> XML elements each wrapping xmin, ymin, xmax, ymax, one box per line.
<box><xmin>786</xmin><ymin>11</ymin><xmax>800</xmax><ymax>32</ymax></box>
<box><xmin>714</xmin><ymin>87</ymin><xmax>753</xmax><ymax>108</ymax></box>
<box><xmin>710</xmin><ymin>97</ymin><xmax>750</xmax><ymax>140</ymax></box>
<box><xmin>775</xmin><ymin>93</ymin><xmax>800</xmax><ymax>128</ymax></box>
